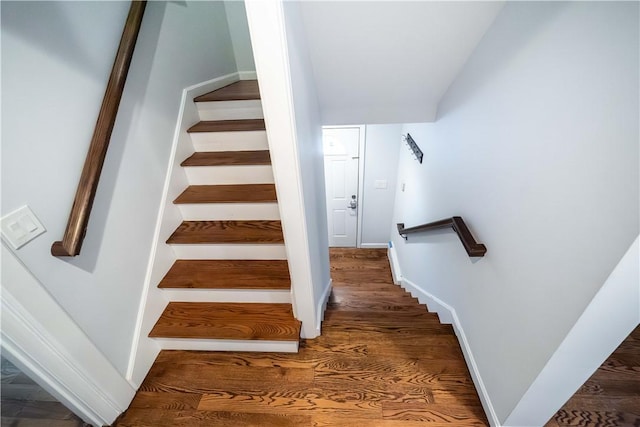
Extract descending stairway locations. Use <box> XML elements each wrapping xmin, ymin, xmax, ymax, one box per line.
<box><xmin>149</xmin><ymin>80</ymin><xmax>301</xmax><ymax>352</ymax></box>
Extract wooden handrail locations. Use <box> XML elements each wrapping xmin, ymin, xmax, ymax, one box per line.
<box><xmin>397</xmin><ymin>216</ymin><xmax>487</xmax><ymax>257</ymax></box>
<box><xmin>52</xmin><ymin>1</ymin><xmax>146</xmax><ymax>257</ymax></box>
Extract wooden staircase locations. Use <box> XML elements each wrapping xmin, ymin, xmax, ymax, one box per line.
<box><xmin>149</xmin><ymin>80</ymin><xmax>301</xmax><ymax>353</ymax></box>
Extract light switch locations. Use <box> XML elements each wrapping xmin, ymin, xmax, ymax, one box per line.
<box><xmin>374</xmin><ymin>180</ymin><xmax>388</xmax><ymax>189</ymax></box>
<box><xmin>1</xmin><ymin>205</ymin><xmax>46</xmax><ymax>249</ymax></box>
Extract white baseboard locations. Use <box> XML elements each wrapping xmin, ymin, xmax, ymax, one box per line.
<box><xmin>399</xmin><ymin>276</ymin><xmax>500</xmax><ymax>426</ymax></box>
<box><xmin>2</xmin><ymin>245</ymin><xmax>135</xmax><ymax>427</ymax></box>
<box><xmin>359</xmin><ymin>243</ymin><xmax>388</xmax><ymax>249</ymax></box>
<box><xmin>313</xmin><ymin>279</ymin><xmax>333</xmax><ymax>337</ymax></box>
<box><xmin>387</xmin><ymin>245</ymin><xmax>402</xmax><ymax>285</ymax></box>
<box><xmin>238</xmin><ymin>70</ymin><xmax>258</xmax><ymax>80</ymax></box>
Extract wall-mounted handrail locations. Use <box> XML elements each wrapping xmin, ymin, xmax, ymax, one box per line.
<box><xmin>51</xmin><ymin>1</ymin><xmax>146</xmax><ymax>257</ymax></box>
<box><xmin>397</xmin><ymin>216</ymin><xmax>487</xmax><ymax>257</ymax></box>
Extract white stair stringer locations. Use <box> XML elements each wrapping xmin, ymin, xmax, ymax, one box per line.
<box><xmin>190</xmin><ymin>130</ymin><xmax>269</xmax><ymax>152</ymax></box>
<box><xmin>184</xmin><ymin>165</ymin><xmax>274</xmax><ymax>185</ymax></box>
<box><xmin>177</xmin><ymin>203</ymin><xmax>280</xmax><ymax>221</ymax></box>
<box><xmin>161</xmin><ymin>289</ymin><xmax>291</xmax><ymax>304</ymax></box>
<box><xmin>153</xmin><ymin>338</ymin><xmax>299</xmax><ymax>353</ymax></box>
<box><xmin>170</xmin><ymin>244</ymin><xmax>287</xmax><ymax>260</ymax></box>
<box><xmin>197</xmin><ymin>100</ymin><xmax>263</xmax><ymax>121</ymax></box>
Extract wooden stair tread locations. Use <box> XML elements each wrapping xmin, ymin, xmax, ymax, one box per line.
<box><xmin>167</xmin><ymin>220</ymin><xmax>284</xmax><ymax>244</ymax></box>
<box><xmin>187</xmin><ymin>119</ymin><xmax>265</xmax><ymax>133</ymax></box>
<box><xmin>159</xmin><ymin>260</ymin><xmax>291</xmax><ymax>290</ymax></box>
<box><xmin>181</xmin><ymin>151</ymin><xmax>270</xmax><ymax>167</ymax></box>
<box><xmin>149</xmin><ymin>302</ymin><xmax>300</xmax><ymax>341</ymax></box>
<box><xmin>174</xmin><ymin>184</ymin><xmax>277</xmax><ymax>204</ymax></box>
<box><xmin>194</xmin><ymin>80</ymin><xmax>260</xmax><ymax>102</ymax></box>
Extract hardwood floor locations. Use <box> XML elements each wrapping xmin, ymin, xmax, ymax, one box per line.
<box><xmin>1</xmin><ymin>357</ymin><xmax>89</xmax><ymax>427</ymax></box>
<box><xmin>116</xmin><ymin>248</ymin><xmax>487</xmax><ymax>426</ymax></box>
<box><xmin>546</xmin><ymin>324</ymin><xmax>640</xmax><ymax>427</ymax></box>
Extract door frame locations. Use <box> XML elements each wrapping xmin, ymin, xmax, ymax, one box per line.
<box><xmin>322</xmin><ymin>125</ymin><xmax>366</xmax><ymax>248</ymax></box>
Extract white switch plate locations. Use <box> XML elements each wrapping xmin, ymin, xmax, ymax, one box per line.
<box><xmin>1</xmin><ymin>205</ymin><xmax>46</xmax><ymax>249</ymax></box>
<box><xmin>374</xmin><ymin>180</ymin><xmax>388</xmax><ymax>189</ymax></box>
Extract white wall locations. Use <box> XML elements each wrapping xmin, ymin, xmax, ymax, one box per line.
<box><xmin>224</xmin><ymin>1</ymin><xmax>256</xmax><ymax>73</ymax></box>
<box><xmin>360</xmin><ymin>124</ymin><xmax>401</xmax><ymax>247</ymax></box>
<box><xmin>390</xmin><ymin>2</ymin><xmax>639</xmax><ymax>424</ymax></box>
<box><xmin>504</xmin><ymin>237</ymin><xmax>639</xmax><ymax>426</ymax></box>
<box><xmin>1</xmin><ymin>1</ymin><xmax>238</xmax><ymax>376</ymax></box>
<box><xmin>1</xmin><ymin>244</ymin><xmax>135</xmax><ymax>426</ymax></box>
<box><xmin>299</xmin><ymin>1</ymin><xmax>504</xmax><ymax>125</ymax></box>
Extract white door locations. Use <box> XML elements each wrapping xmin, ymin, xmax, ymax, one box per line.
<box><xmin>323</xmin><ymin>127</ymin><xmax>360</xmax><ymax>247</ymax></box>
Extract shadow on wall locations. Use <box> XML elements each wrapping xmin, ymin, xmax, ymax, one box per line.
<box><xmin>2</xmin><ymin>2</ymin><xmax>124</xmax><ymax>80</ymax></box>
<box><xmin>4</xmin><ymin>2</ymin><xmax>167</xmax><ymax>272</ymax></box>
<box><xmin>437</xmin><ymin>2</ymin><xmax>568</xmax><ymax>120</ymax></box>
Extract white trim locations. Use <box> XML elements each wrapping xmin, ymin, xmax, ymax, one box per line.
<box><xmin>160</xmin><ymin>288</ymin><xmax>291</xmax><ymax>304</ymax></box>
<box><xmin>127</xmin><ymin>72</ymin><xmax>242</xmax><ymax>385</ymax></box>
<box><xmin>177</xmin><ymin>203</ymin><xmax>280</xmax><ymax>221</ymax></box>
<box><xmin>196</xmin><ymin>99</ymin><xmax>263</xmax><ymax>121</ymax></box>
<box><xmin>170</xmin><ymin>244</ymin><xmax>287</xmax><ymax>260</ymax></box>
<box><xmin>238</xmin><ymin>70</ymin><xmax>258</xmax><ymax>80</ymax></box>
<box><xmin>356</xmin><ymin>125</ymin><xmax>366</xmax><ymax>248</ymax></box>
<box><xmin>314</xmin><ymin>279</ymin><xmax>333</xmax><ymax>336</ymax></box>
<box><xmin>1</xmin><ymin>245</ymin><xmax>135</xmax><ymax>427</ymax></box>
<box><xmin>398</xmin><ymin>276</ymin><xmax>500</xmax><ymax>427</ymax></box>
<box><xmin>360</xmin><ymin>243</ymin><xmax>388</xmax><ymax>249</ymax></box>
<box><xmin>387</xmin><ymin>244</ymin><xmax>402</xmax><ymax>285</ymax></box>
<box><xmin>504</xmin><ymin>236</ymin><xmax>640</xmax><ymax>427</ymax></box>
<box><xmin>190</xmin><ymin>130</ymin><xmax>269</xmax><ymax>152</ymax></box>
<box><xmin>183</xmin><ymin>164</ymin><xmax>275</xmax><ymax>185</ymax></box>
<box><xmin>152</xmin><ymin>338</ymin><xmax>299</xmax><ymax>353</ymax></box>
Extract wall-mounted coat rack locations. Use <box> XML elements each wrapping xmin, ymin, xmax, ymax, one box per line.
<box><xmin>402</xmin><ymin>133</ymin><xmax>423</xmax><ymax>164</ymax></box>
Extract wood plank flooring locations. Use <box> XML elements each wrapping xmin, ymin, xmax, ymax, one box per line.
<box><xmin>546</xmin><ymin>324</ymin><xmax>640</xmax><ymax>427</ymax></box>
<box><xmin>1</xmin><ymin>357</ymin><xmax>89</xmax><ymax>427</ymax></box>
<box><xmin>117</xmin><ymin>248</ymin><xmax>488</xmax><ymax>426</ymax></box>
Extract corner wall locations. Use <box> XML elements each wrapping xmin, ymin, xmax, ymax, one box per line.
<box><xmin>246</xmin><ymin>0</ymin><xmax>331</xmax><ymax>338</ymax></box>
<box><xmin>1</xmin><ymin>1</ymin><xmax>239</xmax><ymax>376</ymax></box>
<box><xmin>360</xmin><ymin>124</ymin><xmax>402</xmax><ymax>247</ymax></box>
<box><xmin>389</xmin><ymin>2</ymin><xmax>639</xmax><ymax>423</ymax></box>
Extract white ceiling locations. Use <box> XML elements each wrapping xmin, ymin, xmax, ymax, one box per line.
<box><xmin>299</xmin><ymin>1</ymin><xmax>505</xmax><ymax>125</ymax></box>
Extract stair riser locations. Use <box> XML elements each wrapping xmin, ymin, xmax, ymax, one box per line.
<box><xmin>170</xmin><ymin>244</ymin><xmax>287</xmax><ymax>260</ymax></box>
<box><xmin>184</xmin><ymin>165</ymin><xmax>274</xmax><ymax>185</ymax></box>
<box><xmin>190</xmin><ymin>131</ymin><xmax>269</xmax><ymax>152</ymax></box>
<box><xmin>160</xmin><ymin>289</ymin><xmax>291</xmax><ymax>303</ymax></box>
<box><xmin>197</xmin><ymin>100</ymin><xmax>263</xmax><ymax>121</ymax></box>
<box><xmin>152</xmin><ymin>338</ymin><xmax>299</xmax><ymax>352</ymax></box>
<box><xmin>177</xmin><ymin>203</ymin><xmax>280</xmax><ymax>221</ymax></box>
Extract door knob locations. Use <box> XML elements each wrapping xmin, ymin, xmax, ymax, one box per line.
<box><xmin>348</xmin><ymin>195</ymin><xmax>357</xmax><ymax>209</ymax></box>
